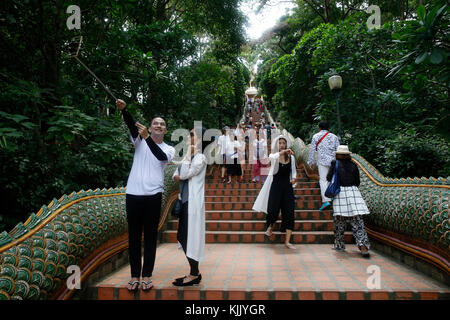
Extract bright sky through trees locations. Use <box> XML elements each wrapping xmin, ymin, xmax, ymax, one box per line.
<box><xmin>240</xmin><ymin>0</ymin><xmax>297</xmax><ymax>40</ymax></box>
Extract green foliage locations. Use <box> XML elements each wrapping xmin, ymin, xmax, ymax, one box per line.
<box><xmin>381</xmin><ymin>128</ymin><xmax>450</xmax><ymax>178</ymax></box>
<box><xmin>390</xmin><ymin>3</ymin><xmax>449</xmax><ymax>77</ymax></box>
<box><xmin>0</xmin><ymin>0</ymin><xmax>248</xmax><ymax>232</ymax></box>
<box><xmin>349</xmin><ymin>124</ymin><xmax>450</xmax><ymax>178</ymax></box>
<box><xmin>255</xmin><ymin>1</ymin><xmax>449</xmax><ymax>179</ymax></box>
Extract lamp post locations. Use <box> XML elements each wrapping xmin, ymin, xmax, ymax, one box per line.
<box><xmin>328</xmin><ymin>74</ymin><xmax>343</xmax><ymax>142</ymax></box>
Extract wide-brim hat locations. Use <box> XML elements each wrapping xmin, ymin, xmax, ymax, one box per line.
<box><xmin>335</xmin><ymin>145</ymin><xmax>351</xmax><ymax>154</ymax></box>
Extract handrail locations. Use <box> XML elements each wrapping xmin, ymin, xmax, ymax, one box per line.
<box><xmin>0</xmin><ymin>192</ymin><xmax>125</xmax><ymax>254</ymax></box>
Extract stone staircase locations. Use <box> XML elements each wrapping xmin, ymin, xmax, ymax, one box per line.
<box><xmin>87</xmin><ymin>108</ymin><xmax>450</xmax><ymax>301</ymax></box>
<box><xmin>162</xmin><ymin>164</ymin><xmax>354</xmax><ymax>245</ymax></box>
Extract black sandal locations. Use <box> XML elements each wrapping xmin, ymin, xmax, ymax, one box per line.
<box><xmin>172</xmin><ymin>276</ymin><xmax>187</xmax><ymax>285</ymax></box>
<box><xmin>173</xmin><ymin>274</ymin><xmax>202</xmax><ymax>287</ymax></box>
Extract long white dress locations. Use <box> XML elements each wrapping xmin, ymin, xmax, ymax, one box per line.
<box><xmin>173</xmin><ymin>152</ymin><xmax>207</xmax><ymax>262</ymax></box>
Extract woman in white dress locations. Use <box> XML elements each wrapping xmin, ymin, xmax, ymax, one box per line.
<box><xmin>235</xmin><ymin>123</ymin><xmax>247</xmax><ymax>183</ymax></box>
<box><xmin>172</xmin><ymin>128</ymin><xmax>209</xmax><ymax>286</ymax></box>
<box><xmin>253</xmin><ymin>135</ymin><xmax>297</xmax><ymax>249</ymax></box>
<box><xmin>225</xmin><ymin>131</ymin><xmax>242</xmax><ymax>184</ymax></box>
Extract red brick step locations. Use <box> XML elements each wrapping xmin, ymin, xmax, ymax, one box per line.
<box><xmin>167</xmin><ymin>219</ymin><xmax>333</xmax><ymax>232</ymax></box>
<box><xmin>205</xmin><ymin>182</ymin><xmax>319</xmax><ymax>189</ymax></box>
<box><xmin>204</xmin><ymin>201</ymin><xmax>325</xmax><ymax>211</ymax></box>
<box><xmin>203</xmin><ymin>210</ymin><xmax>334</xmax><ymax>221</ymax></box>
<box><xmin>205</xmin><ymin>188</ymin><xmax>321</xmax><ymax>196</ymax></box>
<box><xmin>204</xmin><ymin>195</ymin><xmax>322</xmax><ymax>202</ymax></box>
<box><xmin>162</xmin><ymin>230</ymin><xmax>351</xmax><ymax>244</ymax></box>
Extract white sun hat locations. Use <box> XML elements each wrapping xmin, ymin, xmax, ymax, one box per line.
<box><xmin>335</xmin><ymin>145</ymin><xmax>351</xmax><ymax>154</ymax></box>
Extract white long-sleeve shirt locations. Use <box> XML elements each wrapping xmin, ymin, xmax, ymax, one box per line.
<box><xmin>126</xmin><ymin>137</ymin><xmax>175</xmax><ymax>196</ymax></box>
<box><xmin>217</xmin><ymin>135</ymin><xmax>230</xmax><ymax>155</ymax></box>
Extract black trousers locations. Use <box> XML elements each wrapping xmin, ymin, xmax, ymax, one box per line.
<box><xmin>177</xmin><ymin>202</ymin><xmax>199</xmax><ymax>276</ymax></box>
<box><xmin>126</xmin><ymin>193</ymin><xmax>162</xmax><ymax>278</ymax></box>
<box><xmin>267</xmin><ymin>179</ymin><xmax>295</xmax><ymax>232</ymax></box>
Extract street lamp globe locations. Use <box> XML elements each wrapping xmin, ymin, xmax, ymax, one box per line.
<box><xmin>328</xmin><ymin>74</ymin><xmax>342</xmax><ymax>90</ymax></box>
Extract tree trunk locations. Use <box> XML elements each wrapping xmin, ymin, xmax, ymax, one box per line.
<box><xmin>39</xmin><ymin>1</ymin><xmax>63</xmax><ymax>103</ymax></box>
<box><xmin>324</xmin><ymin>0</ymin><xmax>330</xmax><ymax>23</ymax></box>
<box><xmin>156</xmin><ymin>0</ymin><xmax>167</xmax><ymax>21</ymax></box>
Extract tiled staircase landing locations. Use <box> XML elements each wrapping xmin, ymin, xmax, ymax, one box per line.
<box><xmin>90</xmin><ymin>164</ymin><xmax>450</xmax><ymax>300</ymax></box>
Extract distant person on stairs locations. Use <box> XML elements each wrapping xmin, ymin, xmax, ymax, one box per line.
<box><xmin>217</xmin><ymin>127</ymin><xmax>231</xmax><ymax>183</ymax></box>
<box><xmin>172</xmin><ymin>127</ymin><xmax>210</xmax><ymax>286</ymax></box>
<box><xmin>327</xmin><ymin>145</ymin><xmax>371</xmax><ymax>257</ymax></box>
<box><xmin>307</xmin><ymin>121</ymin><xmax>339</xmax><ymax>211</ymax></box>
<box><xmin>116</xmin><ymin>99</ymin><xmax>175</xmax><ymax>292</ymax></box>
<box><xmin>253</xmin><ymin>135</ymin><xmax>297</xmax><ymax>249</ymax></box>
<box><xmin>264</xmin><ymin>123</ymin><xmax>272</xmax><ymax>140</ymax></box>
<box><xmin>225</xmin><ymin>131</ymin><xmax>242</xmax><ymax>184</ymax></box>
<box><xmin>252</xmin><ymin>129</ymin><xmax>268</xmax><ymax>183</ymax></box>
<box><xmin>235</xmin><ymin>123</ymin><xmax>247</xmax><ymax>183</ymax></box>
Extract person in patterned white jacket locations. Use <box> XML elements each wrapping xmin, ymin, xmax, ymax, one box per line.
<box><xmin>307</xmin><ymin>121</ymin><xmax>339</xmax><ymax>211</ymax></box>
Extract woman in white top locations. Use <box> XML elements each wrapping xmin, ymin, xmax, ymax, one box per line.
<box><xmin>253</xmin><ymin>135</ymin><xmax>297</xmax><ymax>249</ymax></box>
<box><xmin>235</xmin><ymin>123</ymin><xmax>247</xmax><ymax>183</ymax></box>
<box><xmin>217</xmin><ymin>127</ymin><xmax>230</xmax><ymax>183</ymax></box>
<box><xmin>172</xmin><ymin>127</ymin><xmax>209</xmax><ymax>286</ymax></box>
<box><xmin>225</xmin><ymin>131</ymin><xmax>242</xmax><ymax>184</ymax></box>
<box><xmin>252</xmin><ymin>129</ymin><xmax>268</xmax><ymax>183</ymax></box>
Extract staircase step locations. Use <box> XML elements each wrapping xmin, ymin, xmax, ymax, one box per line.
<box><xmin>205</xmin><ymin>201</ymin><xmax>325</xmax><ymax>211</ymax></box>
<box><xmin>208</xmin><ymin>164</ymin><xmax>303</xmax><ymax>171</ymax></box>
<box><xmin>208</xmin><ymin>170</ymin><xmax>306</xmax><ymax>177</ymax></box>
<box><xmin>203</xmin><ymin>210</ymin><xmax>334</xmax><ymax>221</ymax></box>
<box><xmin>204</xmin><ymin>195</ymin><xmax>322</xmax><ymax>202</ymax></box>
<box><xmin>207</xmin><ymin>179</ymin><xmax>310</xmax><ymax>184</ymax></box>
<box><xmin>206</xmin><ymin>182</ymin><xmax>319</xmax><ymax>189</ymax></box>
<box><xmin>208</xmin><ymin>173</ymin><xmax>307</xmax><ymax>180</ymax></box>
<box><xmin>205</xmin><ymin>188</ymin><xmax>321</xmax><ymax>196</ymax></box>
<box><xmin>162</xmin><ymin>230</ymin><xmax>350</xmax><ymax>244</ymax></box>
<box><xmin>167</xmin><ymin>220</ymin><xmax>333</xmax><ymax>232</ymax></box>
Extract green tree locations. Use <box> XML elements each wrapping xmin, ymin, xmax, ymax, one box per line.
<box><xmin>254</xmin><ymin>3</ymin><xmax>449</xmax><ymax>178</ymax></box>
<box><xmin>0</xmin><ymin>0</ymin><xmax>248</xmax><ymax>232</ymax></box>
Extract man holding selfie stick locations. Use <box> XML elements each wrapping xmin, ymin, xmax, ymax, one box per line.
<box><xmin>116</xmin><ymin>99</ymin><xmax>175</xmax><ymax>292</ymax></box>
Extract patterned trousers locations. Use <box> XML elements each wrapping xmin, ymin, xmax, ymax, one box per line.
<box><xmin>333</xmin><ymin>215</ymin><xmax>371</xmax><ymax>250</ymax></box>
